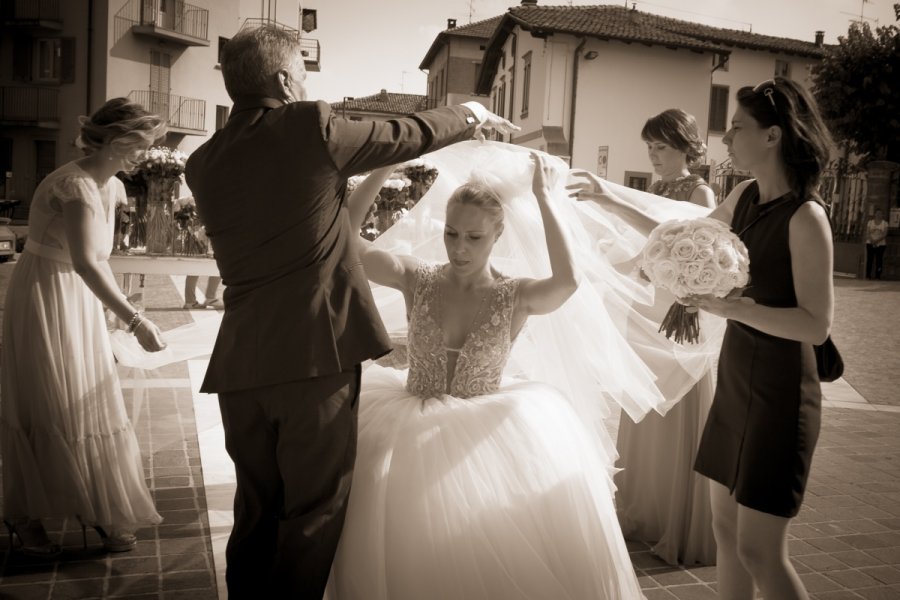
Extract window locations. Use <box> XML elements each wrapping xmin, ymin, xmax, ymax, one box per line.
<box><xmin>715</xmin><ymin>52</ymin><xmax>729</xmax><ymax>71</ymax></box>
<box><xmin>521</xmin><ymin>52</ymin><xmax>532</xmax><ymax>117</ymax></box>
<box><xmin>708</xmin><ymin>84</ymin><xmax>729</xmax><ymax>133</ymax></box>
<box><xmin>497</xmin><ymin>80</ymin><xmax>506</xmax><ymax>127</ymax></box>
<box><xmin>215</xmin><ymin>105</ymin><xmax>229</xmax><ymax>130</ymax></box>
<box><xmin>35</xmin><ymin>140</ymin><xmax>56</xmax><ymax>185</ymax></box>
<box><xmin>775</xmin><ymin>59</ymin><xmax>790</xmax><ymax>78</ymax></box>
<box><xmin>34</xmin><ymin>38</ymin><xmax>61</xmax><ymax>81</ymax></box>
<box><xmin>624</xmin><ymin>171</ymin><xmax>651</xmax><ymax>192</ymax></box>
<box><xmin>217</xmin><ymin>37</ymin><xmax>229</xmax><ymax>65</ymax></box>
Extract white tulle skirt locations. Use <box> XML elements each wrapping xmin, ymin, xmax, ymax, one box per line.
<box><xmin>0</xmin><ymin>251</ymin><xmax>161</xmax><ymax>529</ymax></box>
<box><xmin>326</xmin><ymin>365</ymin><xmax>644</xmax><ymax>600</ymax></box>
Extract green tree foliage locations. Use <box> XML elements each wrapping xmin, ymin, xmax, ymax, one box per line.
<box><xmin>812</xmin><ymin>20</ymin><xmax>900</xmax><ymax>163</ymax></box>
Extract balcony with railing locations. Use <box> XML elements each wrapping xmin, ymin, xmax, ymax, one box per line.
<box><xmin>242</xmin><ymin>18</ymin><xmax>320</xmax><ymax>72</ymax></box>
<box><xmin>118</xmin><ymin>0</ymin><xmax>209</xmax><ymax>47</ymax></box>
<box><xmin>0</xmin><ymin>85</ymin><xmax>58</xmax><ymax>127</ymax></box>
<box><xmin>129</xmin><ymin>90</ymin><xmax>206</xmax><ymax>135</ymax></box>
<box><xmin>1</xmin><ymin>0</ymin><xmax>62</xmax><ymax>30</ymax></box>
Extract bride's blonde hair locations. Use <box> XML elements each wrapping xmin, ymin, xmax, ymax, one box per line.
<box><xmin>76</xmin><ymin>97</ymin><xmax>167</xmax><ymax>157</ymax></box>
<box><xmin>447</xmin><ymin>182</ymin><xmax>505</xmax><ymax>237</ymax></box>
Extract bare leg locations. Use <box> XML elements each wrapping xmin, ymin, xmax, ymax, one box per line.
<box><xmin>709</xmin><ymin>480</ymin><xmax>754</xmax><ymax>599</ymax></box>
<box><xmin>736</xmin><ymin>504</ymin><xmax>808</xmax><ymax>600</ymax></box>
<box><xmin>184</xmin><ymin>275</ymin><xmax>200</xmax><ymax>305</ymax></box>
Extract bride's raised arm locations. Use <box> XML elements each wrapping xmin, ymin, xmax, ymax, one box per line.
<box><xmin>517</xmin><ymin>153</ymin><xmax>580</xmax><ymax>316</ymax></box>
<box><xmin>346</xmin><ymin>166</ymin><xmax>418</xmax><ymax>293</ymax></box>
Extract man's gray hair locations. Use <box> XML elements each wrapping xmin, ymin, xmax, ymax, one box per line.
<box><xmin>221</xmin><ymin>24</ymin><xmax>304</xmax><ymax>99</ymax></box>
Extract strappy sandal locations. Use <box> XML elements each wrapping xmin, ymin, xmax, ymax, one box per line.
<box><xmin>3</xmin><ymin>517</ymin><xmax>62</xmax><ymax>558</ymax></box>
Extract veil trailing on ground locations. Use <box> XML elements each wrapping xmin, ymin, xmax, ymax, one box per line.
<box><xmin>111</xmin><ymin>141</ymin><xmax>722</xmax><ymax>429</ymax></box>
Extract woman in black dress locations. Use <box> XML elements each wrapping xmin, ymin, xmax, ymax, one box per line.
<box><xmin>691</xmin><ymin>78</ymin><xmax>834</xmax><ymax>599</ymax></box>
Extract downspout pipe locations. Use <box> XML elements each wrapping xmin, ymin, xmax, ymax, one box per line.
<box><xmin>87</xmin><ymin>0</ymin><xmax>93</xmax><ymax>115</ymax></box>
<box><xmin>567</xmin><ymin>37</ymin><xmax>587</xmax><ymax>166</ymax></box>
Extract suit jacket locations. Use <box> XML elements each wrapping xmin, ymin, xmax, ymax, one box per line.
<box><xmin>185</xmin><ymin>97</ymin><xmax>478</xmax><ymax>393</ymax></box>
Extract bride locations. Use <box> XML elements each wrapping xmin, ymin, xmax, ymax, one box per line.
<box><xmin>324</xmin><ymin>143</ymin><xmax>687</xmax><ymax>600</ymax></box>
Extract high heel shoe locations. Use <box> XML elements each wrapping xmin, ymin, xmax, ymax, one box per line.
<box><xmin>75</xmin><ymin>516</ymin><xmax>137</xmax><ymax>553</ymax></box>
<box><xmin>3</xmin><ymin>517</ymin><xmax>62</xmax><ymax>558</ymax></box>
<box><xmin>94</xmin><ymin>526</ymin><xmax>137</xmax><ymax>553</ymax></box>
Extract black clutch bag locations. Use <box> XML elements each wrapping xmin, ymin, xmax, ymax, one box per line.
<box><xmin>814</xmin><ymin>336</ymin><xmax>844</xmax><ymax>382</ymax></box>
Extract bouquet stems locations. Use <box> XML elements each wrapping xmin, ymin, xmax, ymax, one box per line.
<box><xmin>658</xmin><ymin>301</ymin><xmax>700</xmax><ymax>344</ymax></box>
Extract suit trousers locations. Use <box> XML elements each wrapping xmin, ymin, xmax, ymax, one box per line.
<box><xmin>218</xmin><ymin>365</ymin><xmax>361</xmax><ymax>599</ymax></box>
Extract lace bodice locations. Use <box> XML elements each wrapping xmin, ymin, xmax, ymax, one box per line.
<box><xmin>24</xmin><ymin>162</ymin><xmax>121</xmax><ymax>264</ymax></box>
<box><xmin>406</xmin><ymin>263</ymin><xmax>519</xmax><ymax>399</ymax></box>
<box><xmin>649</xmin><ymin>174</ymin><xmax>708</xmax><ymax>203</ymax></box>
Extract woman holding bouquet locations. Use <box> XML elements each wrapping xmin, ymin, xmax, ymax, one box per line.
<box><xmin>690</xmin><ymin>78</ymin><xmax>834</xmax><ymax>599</ymax></box>
<box><xmin>1</xmin><ymin>98</ymin><xmax>167</xmax><ymax>555</ymax></box>
<box><xmin>615</xmin><ymin>108</ymin><xmax>717</xmax><ymax>566</ymax></box>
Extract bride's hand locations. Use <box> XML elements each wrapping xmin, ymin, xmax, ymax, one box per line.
<box><xmin>531</xmin><ymin>153</ymin><xmax>558</xmax><ymax>201</ymax></box>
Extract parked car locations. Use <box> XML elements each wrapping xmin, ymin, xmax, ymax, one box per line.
<box><xmin>0</xmin><ymin>217</ymin><xmax>17</xmax><ymax>262</ymax></box>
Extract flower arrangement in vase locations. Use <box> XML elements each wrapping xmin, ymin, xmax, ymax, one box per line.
<box><xmin>349</xmin><ymin>158</ymin><xmax>440</xmax><ymax>241</ymax></box>
<box><xmin>137</xmin><ymin>146</ymin><xmax>188</xmax><ymax>255</ymax></box>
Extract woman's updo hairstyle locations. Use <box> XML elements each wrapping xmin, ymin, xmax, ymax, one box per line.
<box><xmin>447</xmin><ymin>182</ymin><xmax>505</xmax><ymax>237</ymax></box>
<box><xmin>76</xmin><ymin>97</ymin><xmax>167</xmax><ymax>157</ymax></box>
<box><xmin>641</xmin><ymin>108</ymin><xmax>707</xmax><ymax>166</ymax></box>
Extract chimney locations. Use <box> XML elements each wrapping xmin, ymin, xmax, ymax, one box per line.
<box><xmin>378</xmin><ymin>89</ymin><xmax>388</xmax><ymax>101</ymax></box>
<box><xmin>447</xmin><ymin>18</ymin><xmax>457</xmax><ymax>29</ymax></box>
<box><xmin>520</xmin><ymin>0</ymin><xmax>538</xmax><ymax>6</ymax></box>
<box><xmin>815</xmin><ymin>30</ymin><xmax>824</xmax><ymax>47</ymax></box>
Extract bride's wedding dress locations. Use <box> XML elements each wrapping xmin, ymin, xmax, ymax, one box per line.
<box><xmin>326</xmin><ymin>262</ymin><xmax>644</xmax><ymax>600</ymax></box>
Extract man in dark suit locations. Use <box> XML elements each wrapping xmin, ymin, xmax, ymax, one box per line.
<box><xmin>184</xmin><ymin>24</ymin><xmax>516</xmax><ymax>598</ymax></box>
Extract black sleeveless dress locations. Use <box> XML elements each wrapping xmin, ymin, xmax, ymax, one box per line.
<box><xmin>693</xmin><ymin>182</ymin><xmax>823</xmax><ymax>518</ymax></box>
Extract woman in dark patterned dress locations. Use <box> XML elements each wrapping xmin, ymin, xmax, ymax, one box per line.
<box><xmin>690</xmin><ymin>78</ymin><xmax>834</xmax><ymax>599</ymax></box>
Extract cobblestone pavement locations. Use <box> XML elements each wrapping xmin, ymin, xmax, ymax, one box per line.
<box><xmin>0</xmin><ymin>262</ymin><xmax>898</xmax><ymax>599</ymax></box>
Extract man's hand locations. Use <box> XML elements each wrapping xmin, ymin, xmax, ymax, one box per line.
<box><xmin>476</xmin><ymin>110</ymin><xmax>520</xmax><ymax>140</ymax></box>
<box><xmin>461</xmin><ymin>101</ymin><xmax>520</xmax><ymax>140</ymax></box>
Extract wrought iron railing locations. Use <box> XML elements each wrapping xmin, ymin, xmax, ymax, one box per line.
<box><xmin>117</xmin><ymin>0</ymin><xmax>208</xmax><ymax>42</ymax></box>
<box><xmin>820</xmin><ymin>163</ymin><xmax>868</xmax><ymax>242</ymax></box>
<box><xmin>129</xmin><ymin>90</ymin><xmax>205</xmax><ymax>132</ymax></box>
<box><xmin>712</xmin><ymin>159</ymin><xmax>752</xmax><ymax>204</ymax></box>
<box><xmin>0</xmin><ymin>86</ymin><xmax>58</xmax><ymax>123</ymax></box>
<box><xmin>1</xmin><ymin>0</ymin><xmax>60</xmax><ymax>20</ymax></box>
<box><xmin>241</xmin><ymin>18</ymin><xmax>320</xmax><ymax>70</ymax></box>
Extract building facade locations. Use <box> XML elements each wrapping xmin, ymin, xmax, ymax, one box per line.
<box><xmin>331</xmin><ymin>90</ymin><xmax>427</xmax><ymax>121</ymax></box>
<box><xmin>0</xmin><ymin>0</ymin><xmax>319</xmax><ymax>219</ymax></box>
<box><xmin>424</xmin><ymin>2</ymin><xmax>826</xmax><ymax>193</ymax></box>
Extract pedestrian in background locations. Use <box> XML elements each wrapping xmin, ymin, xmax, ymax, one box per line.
<box><xmin>865</xmin><ymin>208</ymin><xmax>888</xmax><ymax>279</ymax></box>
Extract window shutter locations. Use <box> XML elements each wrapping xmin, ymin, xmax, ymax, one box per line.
<box><xmin>13</xmin><ymin>37</ymin><xmax>32</xmax><ymax>82</ymax></box>
<box><xmin>709</xmin><ymin>85</ymin><xmax>729</xmax><ymax>133</ymax></box>
<box><xmin>60</xmin><ymin>37</ymin><xmax>76</xmax><ymax>83</ymax></box>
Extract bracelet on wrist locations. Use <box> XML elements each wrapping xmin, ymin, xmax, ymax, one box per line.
<box><xmin>126</xmin><ymin>311</ymin><xmax>143</xmax><ymax>333</ymax></box>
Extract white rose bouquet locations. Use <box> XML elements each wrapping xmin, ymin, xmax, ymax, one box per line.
<box><xmin>640</xmin><ymin>217</ymin><xmax>750</xmax><ymax>343</ymax></box>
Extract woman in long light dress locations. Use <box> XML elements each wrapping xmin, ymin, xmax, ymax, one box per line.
<box><xmin>1</xmin><ymin>98</ymin><xmax>167</xmax><ymax>555</ymax></box>
<box><xmin>614</xmin><ymin>108</ymin><xmax>718</xmax><ymax>566</ymax></box>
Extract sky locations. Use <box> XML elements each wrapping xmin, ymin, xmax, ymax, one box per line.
<box><xmin>300</xmin><ymin>0</ymin><xmax>898</xmax><ymax>103</ymax></box>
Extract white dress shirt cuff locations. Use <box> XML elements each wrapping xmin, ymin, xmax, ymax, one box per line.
<box><xmin>461</xmin><ymin>101</ymin><xmax>489</xmax><ymax>125</ymax></box>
